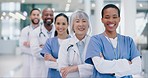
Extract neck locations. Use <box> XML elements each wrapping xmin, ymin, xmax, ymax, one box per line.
<box><xmin>44</xmin><ymin>25</ymin><xmax>52</xmax><ymax>32</ymax></box>
<box><xmin>76</xmin><ymin>34</ymin><xmax>85</xmax><ymax>41</ymax></box>
<box><xmin>104</xmin><ymin>31</ymin><xmax>117</xmax><ymax>39</ymax></box>
<box><xmin>58</xmin><ymin>33</ymin><xmax>68</xmax><ymax>39</ymax></box>
<box><xmin>32</xmin><ymin>23</ymin><xmax>39</xmax><ymax>28</ymax></box>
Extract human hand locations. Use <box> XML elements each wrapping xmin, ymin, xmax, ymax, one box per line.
<box><xmin>39</xmin><ymin>44</ymin><xmax>44</xmax><ymax>48</ymax></box>
<box><xmin>128</xmin><ymin>61</ymin><xmax>132</xmax><ymax>64</ymax></box>
<box><xmin>60</xmin><ymin>66</ymin><xmax>78</xmax><ymax>78</ymax></box>
<box><xmin>23</xmin><ymin>41</ymin><xmax>30</xmax><ymax>47</ymax></box>
<box><xmin>100</xmin><ymin>52</ymin><xmax>104</xmax><ymax>59</ymax></box>
<box><xmin>44</xmin><ymin>54</ymin><xmax>56</xmax><ymax>62</ymax></box>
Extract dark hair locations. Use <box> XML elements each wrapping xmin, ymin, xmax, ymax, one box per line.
<box><xmin>54</xmin><ymin>13</ymin><xmax>69</xmax><ymax>36</ymax></box>
<box><xmin>30</xmin><ymin>8</ymin><xmax>41</xmax><ymax>16</ymax></box>
<box><xmin>101</xmin><ymin>4</ymin><xmax>120</xmax><ymax>18</ymax></box>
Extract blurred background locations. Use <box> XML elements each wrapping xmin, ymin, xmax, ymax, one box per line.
<box><xmin>0</xmin><ymin>0</ymin><xmax>147</xmax><ymax>78</ymax></box>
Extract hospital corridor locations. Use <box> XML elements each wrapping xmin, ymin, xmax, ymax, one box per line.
<box><xmin>0</xmin><ymin>0</ymin><xmax>148</xmax><ymax>78</ymax></box>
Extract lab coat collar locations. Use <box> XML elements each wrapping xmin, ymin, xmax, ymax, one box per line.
<box><xmin>42</xmin><ymin>24</ymin><xmax>55</xmax><ymax>38</ymax></box>
<box><xmin>69</xmin><ymin>34</ymin><xmax>88</xmax><ymax>46</ymax></box>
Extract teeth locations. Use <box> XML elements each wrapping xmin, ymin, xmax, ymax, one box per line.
<box><xmin>58</xmin><ymin>29</ymin><xmax>63</xmax><ymax>32</ymax></box>
<box><xmin>108</xmin><ymin>24</ymin><xmax>114</xmax><ymax>27</ymax></box>
<box><xmin>78</xmin><ymin>28</ymin><xmax>84</xmax><ymax>31</ymax></box>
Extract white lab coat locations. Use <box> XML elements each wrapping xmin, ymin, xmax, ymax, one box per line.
<box><xmin>19</xmin><ymin>25</ymin><xmax>34</xmax><ymax>77</ymax></box>
<box><xmin>58</xmin><ymin>35</ymin><xmax>93</xmax><ymax>78</ymax></box>
<box><xmin>30</xmin><ymin>24</ymin><xmax>55</xmax><ymax>77</ymax></box>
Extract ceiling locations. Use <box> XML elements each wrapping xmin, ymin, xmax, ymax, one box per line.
<box><xmin>0</xmin><ymin>0</ymin><xmax>147</xmax><ymax>12</ymax></box>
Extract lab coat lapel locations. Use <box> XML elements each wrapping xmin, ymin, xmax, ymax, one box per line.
<box><xmin>82</xmin><ymin>35</ymin><xmax>90</xmax><ymax>63</ymax></box>
<box><xmin>69</xmin><ymin>38</ymin><xmax>80</xmax><ymax>56</ymax></box>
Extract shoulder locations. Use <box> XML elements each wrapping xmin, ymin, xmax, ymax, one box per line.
<box><xmin>90</xmin><ymin>34</ymin><xmax>102</xmax><ymax>41</ymax></box>
<box><xmin>21</xmin><ymin>26</ymin><xmax>30</xmax><ymax>32</ymax></box>
<box><xmin>119</xmin><ymin>34</ymin><xmax>134</xmax><ymax>42</ymax></box>
<box><xmin>47</xmin><ymin>37</ymin><xmax>58</xmax><ymax>42</ymax></box>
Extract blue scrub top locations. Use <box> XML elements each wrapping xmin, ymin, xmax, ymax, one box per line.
<box><xmin>41</xmin><ymin>36</ymin><xmax>71</xmax><ymax>78</ymax></box>
<box><xmin>41</xmin><ymin>36</ymin><xmax>61</xmax><ymax>78</ymax></box>
<box><xmin>85</xmin><ymin>33</ymin><xmax>140</xmax><ymax>78</ymax></box>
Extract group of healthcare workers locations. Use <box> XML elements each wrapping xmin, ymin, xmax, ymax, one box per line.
<box><xmin>20</xmin><ymin>4</ymin><xmax>142</xmax><ymax>78</ymax></box>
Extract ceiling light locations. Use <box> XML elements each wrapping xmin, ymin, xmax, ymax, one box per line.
<box><xmin>91</xmin><ymin>3</ymin><xmax>95</xmax><ymax>8</ymax></box>
<box><xmin>139</xmin><ymin>3</ymin><xmax>143</xmax><ymax>7</ymax></box>
<box><xmin>67</xmin><ymin>0</ymin><xmax>71</xmax><ymax>3</ymax></box>
<box><xmin>2</xmin><ymin>12</ymin><xmax>6</xmax><ymax>16</ymax></box>
<box><xmin>23</xmin><ymin>11</ymin><xmax>28</xmax><ymax>16</ymax></box>
<box><xmin>21</xmin><ymin>0</ymin><xmax>25</xmax><ymax>3</ymax></box>
<box><xmin>1</xmin><ymin>16</ymin><xmax>4</xmax><ymax>20</ymax></box>
<box><xmin>16</xmin><ymin>12</ymin><xmax>26</xmax><ymax>20</ymax></box>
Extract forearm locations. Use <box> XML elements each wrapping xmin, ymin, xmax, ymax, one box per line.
<box><xmin>45</xmin><ymin>60</ymin><xmax>58</xmax><ymax>69</ymax></box>
<box><xmin>115</xmin><ymin>56</ymin><xmax>142</xmax><ymax>77</ymax></box>
<box><xmin>92</xmin><ymin>56</ymin><xmax>130</xmax><ymax>74</ymax></box>
<box><xmin>78</xmin><ymin>63</ymin><xmax>93</xmax><ymax>78</ymax></box>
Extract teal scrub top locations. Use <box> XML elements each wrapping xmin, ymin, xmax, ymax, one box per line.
<box><xmin>85</xmin><ymin>33</ymin><xmax>141</xmax><ymax>78</ymax></box>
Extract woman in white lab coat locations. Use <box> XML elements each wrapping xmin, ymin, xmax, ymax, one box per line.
<box><xmin>30</xmin><ymin>8</ymin><xmax>55</xmax><ymax>77</ymax></box>
<box><xmin>58</xmin><ymin>10</ymin><xmax>93</xmax><ymax>78</ymax></box>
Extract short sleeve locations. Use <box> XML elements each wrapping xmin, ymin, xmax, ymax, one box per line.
<box><xmin>85</xmin><ymin>35</ymin><xmax>102</xmax><ymax>64</ymax></box>
<box><xmin>40</xmin><ymin>38</ymin><xmax>52</xmax><ymax>56</ymax></box>
<box><xmin>129</xmin><ymin>37</ymin><xmax>141</xmax><ymax>60</ymax></box>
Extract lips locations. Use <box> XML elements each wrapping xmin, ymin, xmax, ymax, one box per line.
<box><xmin>58</xmin><ymin>29</ymin><xmax>63</xmax><ymax>32</ymax></box>
<box><xmin>34</xmin><ymin>18</ymin><xmax>39</xmax><ymax>22</ymax></box>
<box><xmin>78</xmin><ymin>27</ymin><xmax>85</xmax><ymax>31</ymax></box>
<box><xmin>45</xmin><ymin>19</ymin><xmax>52</xmax><ymax>25</ymax></box>
<box><xmin>107</xmin><ymin>24</ymin><xmax>115</xmax><ymax>27</ymax></box>
<box><xmin>32</xmin><ymin>18</ymin><xmax>40</xmax><ymax>24</ymax></box>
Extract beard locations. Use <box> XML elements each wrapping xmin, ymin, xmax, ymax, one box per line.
<box><xmin>31</xmin><ymin>18</ymin><xmax>40</xmax><ymax>25</ymax></box>
<box><xmin>43</xmin><ymin>19</ymin><xmax>53</xmax><ymax>26</ymax></box>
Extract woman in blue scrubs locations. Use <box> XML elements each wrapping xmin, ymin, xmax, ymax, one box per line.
<box><xmin>85</xmin><ymin>4</ymin><xmax>142</xmax><ymax>78</ymax></box>
<box><xmin>40</xmin><ymin>13</ymin><xmax>70</xmax><ymax>78</ymax></box>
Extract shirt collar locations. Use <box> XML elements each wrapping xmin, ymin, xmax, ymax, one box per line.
<box><xmin>73</xmin><ymin>35</ymin><xmax>87</xmax><ymax>45</ymax></box>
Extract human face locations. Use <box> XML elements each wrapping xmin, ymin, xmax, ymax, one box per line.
<box><xmin>55</xmin><ymin>16</ymin><xmax>68</xmax><ymax>35</ymax></box>
<box><xmin>73</xmin><ymin>17</ymin><xmax>89</xmax><ymax>37</ymax></box>
<box><xmin>30</xmin><ymin>10</ymin><xmax>41</xmax><ymax>25</ymax></box>
<box><xmin>42</xmin><ymin>9</ymin><xmax>54</xmax><ymax>26</ymax></box>
<box><xmin>101</xmin><ymin>8</ymin><xmax>120</xmax><ymax>32</ymax></box>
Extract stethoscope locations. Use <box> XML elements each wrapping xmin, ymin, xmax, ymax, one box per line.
<box><xmin>67</xmin><ymin>44</ymin><xmax>77</xmax><ymax>66</ymax></box>
<box><xmin>39</xmin><ymin>26</ymin><xmax>46</xmax><ymax>37</ymax></box>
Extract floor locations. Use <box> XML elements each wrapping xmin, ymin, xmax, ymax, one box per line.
<box><xmin>0</xmin><ymin>54</ymin><xmax>146</xmax><ymax>78</ymax></box>
<box><xmin>0</xmin><ymin>55</ymin><xmax>23</xmax><ymax>78</ymax></box>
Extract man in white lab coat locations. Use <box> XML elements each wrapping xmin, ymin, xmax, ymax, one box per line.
<box><xmin>19</xmin><ymin>8</ymin><xmax>41</xmax><ymax>77</ymax></box>
<box><xmin>30</xmin><ymin>8</ymin><xmax>55</xmax><ymax>77</ymax></box>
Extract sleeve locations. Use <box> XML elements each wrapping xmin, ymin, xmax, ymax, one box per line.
<box><xmin>58</xmin><ymin>40</ymin><xmax>69</xmax><ymax>70</ymax></box>
<box><xmin>85</xmin><ymin>36</ymin><xmax>102</xmax><ymax>64</ymax></box>
<box><xmin>129</xmin><ymin>37</ymin><xmax>141</xmax><ymax>60</ymax></box>
<box><xmin>19</xmin><ymin>27</ymin><xmax>29</xmax><ymax>52</ymax></box>
<box><xmin>92</xmin><ymin>56</ymin><xmax>130</xmax><ymax>74</ymax></box>
<box><xmin>114</xmin><ymin>37</ymin><xmax>142</xmax><ymax>77</ymax></box>
<box><xmin>45</xmin><ymin>60</ymin><xmax>58</xmax><ymax>70</ymax></box>
<box><xmin>40</xmin><ymin>38</ymin><xmax>52</xmax><ymax>56</ymax></box>
<box><xmin>78</xmin><ymin>63</ymin><xmax>93</xmax><ymax>78</ymax></box>
<box><xmin>41</xmin><ymin>38</ymin><xmax>59</xmax><ymax>69</ymax></box>
<box><xmin>115</xmin><ymin>56</ymin><xmax>142</xmax><ymax>77</ymax></box>
<box><xmin>30</xmin><ymin>30</ymin><xmax>43</xmax><ymax>59</ymax></box>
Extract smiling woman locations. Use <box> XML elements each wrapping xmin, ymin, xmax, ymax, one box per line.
<box><xmin>40</xmin><ymin>13</ymin><xmax>70</xmax><ymax>78</ymax></box>
<box><xmin>58</xmin><ymin>10</ymin><xmax>93</xmax><ymax>78</ymax></box>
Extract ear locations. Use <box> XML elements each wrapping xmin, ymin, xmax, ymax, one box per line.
<box><xmin>119</xmin><ymin>17</ymin><xmax>121</xmax><ymax>22</ymax></box>
<box><xmin>101</xmin><ymin>18</ymin><xmax>103</xmax><ymax>23</ymax></box>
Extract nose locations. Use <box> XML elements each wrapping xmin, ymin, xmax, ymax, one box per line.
<box><xmin>47</xmin><ymin>15</ymin><xmax>52</xmax><ymax>19</ymax></box>
<box><xmin>78</xmin><ymin>21</ymin><xmax>83</xmax><ymax>26</ymax></box>
<box><xmin>108</xmin><ymin>17</ymin><xmax>114</xmax><ymax>22</ymax></box>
